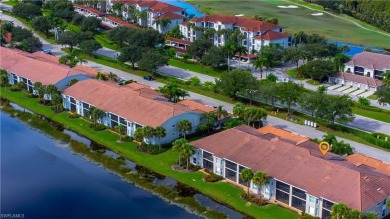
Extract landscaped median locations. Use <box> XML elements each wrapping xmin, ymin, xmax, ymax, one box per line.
<box><xmin>0</xmin><ymin>89</ymin><xmax>298</xmax><ymax>219</ymax></box>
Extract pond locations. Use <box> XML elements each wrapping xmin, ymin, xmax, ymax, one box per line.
<box><xmin>1</xmin><ymin>112</ymin><xmax>200</xmax><ymax>219</ymax></box>
<box><xmin>159</xmin><ymin>0</ymin><xmax>204</xmax><ymax>18</ymax></box>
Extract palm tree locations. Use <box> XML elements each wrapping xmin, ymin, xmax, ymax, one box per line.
<box><xmin>240</xmin><ymin>168</ymin><xmax>254</xmax><ymax>197</ymax></box>
<box><xmin>154</xmin><ymin>126</ymin><xmax>166</xmax><ymax>150</ymax></box>
<box><xmin>177</xmin><ymin>119</ymin><xmax>192</xmax><ymax>139</ymax></box>
<box><xmin>252</xmin><ymin>171</ymin><xmax>269</xmax><ymax>201</ymax></box>
<box><xmin>108</xmin><ymin>72</ymin><xmax>117</xmax><ymax>81</ymax></box>
<box><xmin>76</xmin><ymin>56</ymin><xmax>88</xmax><ymax>66</ymax></box>
<box><xmin>172</xmin><ymin>138</ymin><xmax>188</xmax><ymax>168</ymax></box>
<box><xmin>216</xmin><ymin>105</ymin><xmax>228</xmax><ymax>120</ymax></box>
<box><xmin>253</xmin><ymin>56</ymin><xmax>266</xmax><ymax>79</ymax></box>
<box><xmin>203</xmin><ymin>111</ymin><xmax>216</xmax><ymax>133</ymax></box>
<box><xmin>133</xmin><ymin>127</ymin><xmax>144</xmax><ymax>142</ymax></box>
<box><xmin>153</xmin><ymin>18</ymin><xmax>171</xmax><ymax>33</ymax></box>
<box><xmin>33</xmin><ymin>82</ymin><xmax>45</xmax><ymax>101</ymax></box>
<box><xmin>115</xmin><ymin>125</ymin><xmax>126</xmax><ymax>141</ymax></box>
<box><xmin>331</xmin><ymin>203</ymin><xmax>350</xmax><ymax>219</ymax></box>
<box><xmin>236</xmin><ymin>45</ymin><xmax>247</xmax><ymax>69</ymax></box>
<box><xmin>172</xmin><ymin>138</ymin><xmax>194</xmax><ymax>169</ymax></box>
<box><xmin>89</xmin><ymin>106</ymin><xmax>105</xmax><ymax>125</ymax></box>
<box><xmin>45</xmin><ymin>84</ymin><xmax>58</xmax><ymax>100</ymax></box>
<box><xmin>51</xmin><ymin>93</ymin><xmax>63</xmax><ymax>113</ymax></box>
<box><xmin>262</xmin><ymin>53</ymin><xmax>275</xmax><ymax>76</ymax></box>
<box><xmin>223</xmin><ymin>40</ymin><xmax>237</xmax><ymax>72</ymax></box>
<box><xmin>233</xmin><ymin>103</ymin><xmax>245</xmax><ymax>119</ymax></box>
<box><xmin>292</xmin><ymin>31</ymin><xmax>306</xmax><ymax>45</ymax></box>
<box><xmin>142</xmin><ymin>126</ymin><xmax>155</xmax><ymax>145</ymax></box>
<box><xmin>252</xmin><ymin>108</ymin><xmax>267</xmax><ymax>128</ymax></box>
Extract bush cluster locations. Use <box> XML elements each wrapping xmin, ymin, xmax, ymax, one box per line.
<box><xmin>241</xmin><ymin>192</ymin><xmax>267</xmax><ymax>206</ymax></box>
<box><xmin>204</xmin><ymin>172</ymin><xmax>223</xmax><ymax>183</ymax></box>
<box><xmin>88</xmin><ymin>123</ymin><xmax>106</xmax><ymax>131</ymax></box>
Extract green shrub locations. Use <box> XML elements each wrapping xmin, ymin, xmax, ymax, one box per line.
<box><xmin>89</xmin><ymin>123</ymin><xmax>107</xmax><ymax>131</ymax></box>
<box><xmin>204</xmin><ymin>172</ymin><xmax>223</xmax><ymax>182</ymax></box>
<box><xmin>121</xmin><ymin>135</ymin><xmax>133</xmax><ymax>142</ymax></box>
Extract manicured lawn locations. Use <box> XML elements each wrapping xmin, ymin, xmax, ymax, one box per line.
<box><xmin>367</xmin><ymin>95</ymin><xmax>378</xmax><ymax>100</ymax></box>
<box><xmin>95</xmin><ymin>32</ymin><xmax>121</xmax><ymax>51</ymax></box>
<box><xmin>286</xmin><ymin>69</ymin><xmax>304</xmax><ymax>80</ymax></box>
<box><xmin>352</xmin><ymin>106</ymin><xmax>390</xmax><ymax>123</ymax></box>
<box><xmin>306</xmin><ymin>79</ymin><xmax>320</xmax><ymax>85</ymax></box>
<box><xmin>168</xmin><ymin>59</ymin><xmax>223</xmax><ymax>78</ymax></box>
<box><xmin>1</xmin><ymin>89</ymin><xmax>298</xmax><ymax>219</ymax></box>
<box><xmin>2</xmin><ymin>0</ymin><xmax>19</xmax><ymax>6</ymax></box>
<box><xmin>187</xmin><ymin>0</ymin><xmax>390</xmax><ymax>48</ymax></box>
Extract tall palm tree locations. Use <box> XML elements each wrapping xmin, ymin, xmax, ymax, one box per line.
<box><xmin>133</xmin><ymin>127</ymin><xmax>144</xmax><ymax>142</ymax></box>
<box><xmin>236</xmin><ymin>45</ymin><xmax>247</xmax><ymax>69</ymax></box>
<box><xmin>252</xmin><ymin>108</ymin><xmax>267</xmax><ymax>128</ymax></box>
<box><xmin>240</xmin><ymin>168</ymin><xmax>254</xmax><ymax>197</ymax></box>
<box><xmin>142</xmin><ymin>126</ymin><xmax>155</xmax><ymax>146</ymax></box>
<box><xmin>292</xmin><ymin>31</ymin><xmax>306</xmax><ymax>45</ymax></box>
<box><xmin>153</xmin><ymin>18</ymin><xmax>171</xmax><ymax>33</ymax></box>
<box><xmin>51</xmin><ymin>93</ymin><xmax>63</xmax><ymax>113</ymax></box>
<box><xmin>172</xmin><ymin>138</ymin><xmax>194</xmax><ymax>169</ymax></box>
<box><xmin>89</xmin><ymin>106</ymin><xmax>105</xmax><ymax>125</ymax></box>
<box><xmin>216</xmin><ymin>105</ymin><xmax>228</xmax><ymax>120</ymax></box>
<box><xmin>33</xmin><ymin>82</ymin><xmax>45</xmax><ymax>101</ymax></box>
<box><xmin>203</xmin><ymin>111</ymin><xmax>216</xmax><ymax>133</ymax></box>
<box><xmin>252</xmin><ymin>171</ymin><xmax>269</xmax><ymax>201</ymax></box>
<box><xmin>331</xmin><ymin>203</ymin><xmax>350</xmax><ymax>219</ymax></box>
<box><xmin>45</xmin><ymin>84</ymin><xmax>58</xmax><ymax>100</ymax></box>
<box><xmin>115</xmin><ymin>125</ymin><xmax>126</xmax><ymax>141</ymax></box>
<box><xmin>223</xmin><ymin>40</ymin><xmax>236</xmax><ymax>72</ymax></box>
<box><xmin>253</xmin><ymin>56</ymin><xmax>266</xmax><ymax>79</ymax></box>
<box><xmin>177</xmin><ymin>119</ymin><xmax>192</xmax><ymax>139</ymax></box>
<box><xmin>154</xmin><ymin>126</ymin><xmax>166</xmax><ymax>150</ymax></box>
<box><xmin>172</xmin><ymin>138</ymin><xmax>188</xmax><ymax>168</ymax></box>
<box><xmin>233</xmin><ymin>103</ymin><xmax>245</xmax><ymax>119</ymax></box>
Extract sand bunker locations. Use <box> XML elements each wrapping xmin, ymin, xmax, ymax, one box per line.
<box><xmin>277</xmin><ymin>5</ymin><xmax>298</xmax><ymax>9</ymax></box>
<box><xmin>235</xmin><ymin>14</ymin><xmax>244</xmax><ymax>17</ymax></box>
<box><xmin>311</xmin><ymin>13</ymin><xmax>324</xmax><ymax>16</ymax></box>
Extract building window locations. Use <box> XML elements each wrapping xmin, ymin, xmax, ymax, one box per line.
<box><xmin>322</xmin><ymin>209</ymin><xmax>331</xmax><ymax>219</ymax></box>
<box><xmin>292</xmin><ymin>187</ymin><xmax>306</xmax><ymax>200</ymax></box>
<box><xmin>172</xmin><ymin>124</ymin><xmax>176</xmax><ymax>128</ymax></box>
<box><xmin>275</xmin><ymin>189</ymin><xmax>289</xmax><ymax>205</ymax></box>
<box><xmin>172</xmin><ymin>133</ymin><xmax>176</xmax><ymax>136</ymax></box>
<box><xmin>322</xmin><ymin>199</ymin><xmax>334</xmax><ymax>210</ymax></box>
<box><xmin>225</xmin><ymin>167</ymin><xmax>236</xmax><ymax>182</ymax></box>
<box><xmin>291</xmin><ymin>196</ymin><xmax>306</xmax><ymax>212</ymax></box>
<box><xmin>203</xmin><ymin>159</ymin><xmax>213</xmax><ymax>171</ymax></box>
<box><xmin>203</xmin><ymin>151</ymin><xmax>213</xmax><ymax>161</ymax></box>
<box><xmin>225</xmin><ymin>160</ymin><xmax>237</xmax><ymax>170</ymax></box>
<box><xmin>276</xmin><ymin>181</ymin><xmax>290</xmax><ymax>193</ymax></box>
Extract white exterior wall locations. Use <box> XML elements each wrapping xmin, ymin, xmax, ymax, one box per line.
<box><xmin>364</xmin><ymin>198</ymin><xmax>390</xmax><ymax>219</ymax></box>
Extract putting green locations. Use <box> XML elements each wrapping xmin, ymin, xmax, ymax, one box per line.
<box><xmin>188</xmin><ymin>0</ymin><xmax>390</xmax><ymax>48</ymax></box>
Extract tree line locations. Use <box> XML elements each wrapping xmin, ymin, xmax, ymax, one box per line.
<box><xmin>0</xmin><ymin>20</ymin><xmax>42</xmax><ymax>52</ymax></box>
<box><xmin>305</xmin><ymin>0</ymin><xmax>390</xmax><ymax>34</ymax></box>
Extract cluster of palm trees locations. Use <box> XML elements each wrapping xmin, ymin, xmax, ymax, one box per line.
<box><xmin>158</xmin><ymin>82</ymin><xmax>190</xmax><ymax>103</ymax></box>
<box><xmin>133</xmin><ymin>125</ymin><xmax>167</xmax><ymax>149</ymax></box>
<box><xmin>240</xmin><ymin>168</ymin><xmax>269</xmax><ymax>201</ymax></box>
<box><xmin>233</xmin><ymin>103</ymin><xmax>267</xmax><ymax>127</ymax></box>
<box><xmin>198</xmin><ymin>106</ymin><xmax>228</xmax><ymax>134</ymax></box>
<box><xmin>32</xmin><ymin>82</ymin><xmax>63</xmax><ymax>112</ymax></box>
<box><xmin>153</xmin><ymin>18</ymin><xmax>171</xmax><ymax>33</ymax></box>
<box><xmin>58</xmin><ymin>50</ymin><xmax>88</xmax><ymax>68</ymax></box>
<box><xmin>172</xmin><ymin>138</ymin><xmax>195</xmax><ymax>170</ymax></box>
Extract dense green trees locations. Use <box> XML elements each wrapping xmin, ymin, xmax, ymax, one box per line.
<box><xmin>57</xmin><ymin>31</ymin><xmax>93</xmax><ymax>51</ymax></box>
<box><xmin>138</xmin><ymin>50</ymin><xmax>168</xmax><ymax>75</ymax></box>
<box><xmin>79</xmin><ymin>40</ymin><xmax>102</xmax><ymax>55</ymax></box>
<box><xmin>276</xmin><ymin>81</ymin><xmax>304</xmax><ymax>114</ymax></box>
<box><xmin>376</xmin><ymin>71</ymin><xmax>390</xmax><ymax>106</ymax></box>
<box><xmin>172</xmin><ymin>138</ymin><xmax>195</xmax><ymax>169</ymax></box>
<box><xmin>187</xmin><ymin>38</ymin><xmax>212</xmax><ymax>60</ymax></box>
<box><xmin>201</xmin><ymin>46</ymin><xmax>226</xmax><ymax>68</ymax></box>
<box><xmin>81</xmin><ymin>16</ymin><xmax>101</xmax><ymax>32</ymax></box>
<box><xmin>107</xmin><ymin>26</ymin><xmax>164</xmax><ymax>48</ymax></box>
<box><xmin>232</xmin><ymin>103</ymin><xmax>267</xmax><ymax>128</ymax></box>
<box><xmin>118</xmin><ymin>45</ymin><xmax>143</xmax><ymax>69</ymax></box>
<box><xmin>8</xmin><ymin>26</ymin><xmax>42</xmax><ymax>52</ymax></box>
<box><xmin>330</xmin><ymin>203</ymin><xmax>379</xmax><ymax>219</ymax></box>
<box><xmin>12</xmin><ymin>3</ymin><xmax>42</xmax><ymax>20</ymax></box>
<box><xmin>304</xmin><ymin>0</ymin><xmax>390</xmax><ymax>33</ymax></box>
<box><xmin>322</xmin><ymin>133</ymin><xmax>354</xmax><ymax>156</ymax></box>
<box><xmin>32</xmin><ymin>16</ymin><xmax>53</xmax><ymax>37</ymax></box>
<box><xmin>298</xmin><ymin>60</ymin><xmax>336</xmax><ymax>82</ymax></box>
<box><xmin>215</xmin><ymin>69</ymin><xmax>257</xmax><ymax>99</ymax></box>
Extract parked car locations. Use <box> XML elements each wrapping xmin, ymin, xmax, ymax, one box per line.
<box><xmin>143</xmin><ymin>76</ymin><xmax>153</xmax><ymax>81</ymax></box>
<box><xmin>117</xmin><ymin>77</ymin><xmax>125</xmax><ymax>83</ymax></box>
<box><xmin>43</xmin><ymin>49</ymin><xmax>52</xmax><ymax>54</ymax></box>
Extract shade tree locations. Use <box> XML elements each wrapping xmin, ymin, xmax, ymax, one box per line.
<box><xmin>276</xmin><ymin>81</ymin><xmax>304</xmax><ymax>114</ymax></box>
<box><xmin>215</xmin><ymin>69</ymin><xmax>257</xmax><ymax>99</ymax></box>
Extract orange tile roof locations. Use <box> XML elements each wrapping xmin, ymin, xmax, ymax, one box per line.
<box><xmin>258</xmin><ymin>126</ymin><xmax>309</xmax><ymax>144</ymax></box>
<box><xmin>73</xmin><ymin>4</ymin><xmax>105</xmax><ymax>16</ymax></box>
<box><xmin>0</xmin><ymin>47</ymin><xmax>93</xmax><ymax>85</ymax></box>
<box><xmin>177</xmin><ymin>99</ymin><xmax>215</xmax><ymax>113</ymax></box>
<box><xmin>346</xmin><ymin>154</ymin><xmax>390</xmax><ymax>176</ymax></box>
<box><xmin>166</xmin><ymin>37</ymin><xmax>192</xmax><ymax>45</ymax></box>
<box><xmin>62</xmin><ymin>79</ymin><xmax>210</xmax><ymax>127</ymax></box>
<box><xmin>346</xmin><ymin>51</ymin><xmax>390</xmax><ymax>70</ymax></box>
<box><xmin>191</xmin><ymin>125</ymin><xmax>390</xmax><ymax>211</ymax></box>
<box><xmin>254</xmin><ymin>31</ymin><xmax>291</xmax><ymax>41</ymax></box>
<box><xmin>154</xmin><ymin>12</ymin><xmax>186</xmax><ymax>20</ymax></box>
<box><xmin>192</xmin><ymin>15</ymin><xmax>280</xmax><ymax>32</ymax></box>
<box><xmin>149</xmin><ymin>1</ymin><xmax>183</xmax><ymax>13</ymax></box>
<box><xmin>106</xmin><ymin>16</ymin><xmax>139</xmax><ymax>28</ymax></box>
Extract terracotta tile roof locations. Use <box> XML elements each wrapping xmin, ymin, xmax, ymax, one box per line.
<box><xmin>180</xmin><ymin>21</ymin><xmax>188</xmax><ymax>26</ymax></box>
<box><xmin>166</xmin><ymin>37</ymin><xmax>192</xmax><ymax>45</ymax></box>
<box><xmin>106</xmin><ymin>16</ymin><xmax>139</xmax><ymax>28</ymax></box>
<box><xmin>346</xmin><ymin>154</ymin><xmax>390</xmax><ymax>176</ymax></box>
<box><xmin>191</xmin><ymin>15</ymin><xmax>280</xmax><ymax>32</ymax></box>
<box><xmin>0</xmin><ymin>47</ymin><xmax>92</xmax><ymax>85</ymax></box>
<box><xmin>254</xmin><ymin>31</ymin><xmax>290</xmax><ymax>41</ymax></box>
<box><xmin>191</xmin><ymin>125</ymin><xmax>390</xmax><ymax>211</ymax></box>
<box><xmin>177</xmin><ymin>99</ymin><xmax>215</xmax><ymax>113</ymax></box>
<box><xmin>73</xmin><ymin>4</ymin><xmax>105</xmax><ymax>16</ymax></box>
<box><xmin>330</xmin><ymin>72</ymin><xmax>383</xmax><ymax>88</ymax></box>
<box><xmin>346</xmin><ymin>52</ymin><xmax>390</xmax><ymax>70</ymax></box>
<box><xmin>258</xmin><ymin>126</ymin><xmax>309</xmax><ymax>144</ymax></box>
<box><xmin>4</xmin><ymin>32</ymin><xmax>12</xmax><ymax>43</ymax></box>
<box><xmin>137</xmin><ymin>0</ymin><xmax>158</xmax><ymax>7</ymax></box>
<box><xmin>154</xmin><ymin>12</ymin><xmax>186</xmax><ymax>20</ymax></box>
<box><xmin>62</xmin><ymin>79</ymin><xmax>210</xmax><ymax>127</ymax></box>
<box><xmin>149</xmin><ymin>1</ymin><xmax>183</xmax><ymax>13</ymax></box>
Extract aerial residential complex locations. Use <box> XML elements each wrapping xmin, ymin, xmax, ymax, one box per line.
<box><xmin>344</xmin><ymin>52</ymin><xmax>390</xmax><ymax>79</ymax></box>
<box><xmin>0</xmin><ymin>47</ymin><xmax>92</xmax><ymax>94</ymax></box>
<box><xmin>179</xmin><ymin>14</ymin><xmax>291</xmax><ymax>53</ymax></box>
<box><xmin>62</xmin><ymin>79</ymin><xmax>214</xmax><ymax>144</ymax></box>
<box><xmin>191</xmin><ymin>125</ymin><xmax>390</xmax><ymax>219</ymax></box>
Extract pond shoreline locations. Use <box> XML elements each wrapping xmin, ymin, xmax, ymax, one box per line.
<box><xmin>0</xmin><ymin>98</ymin><xmax>244</xmax><ymax>219</ymax></box>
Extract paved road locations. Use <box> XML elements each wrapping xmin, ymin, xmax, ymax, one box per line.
<box><xmin>2</xmin><ymin>13</ymin><xmax>390</xmax><ymax>162</ymax></box>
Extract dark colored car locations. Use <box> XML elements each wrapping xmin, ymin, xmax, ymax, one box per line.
<box><xmin>143</xmin><ymin>76</ymin><xmax>153</xmax><ymax>81</ymax></box>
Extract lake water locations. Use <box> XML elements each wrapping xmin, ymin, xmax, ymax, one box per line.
<box><xmin>0</xmin><ymin>112</ymin><xmax>200</xmax><ymax>219</ymax></box>
<box><xmin>159</xmin><ymin>0</ymin><xmax>204</xmax><ymax>18</ymax></box>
